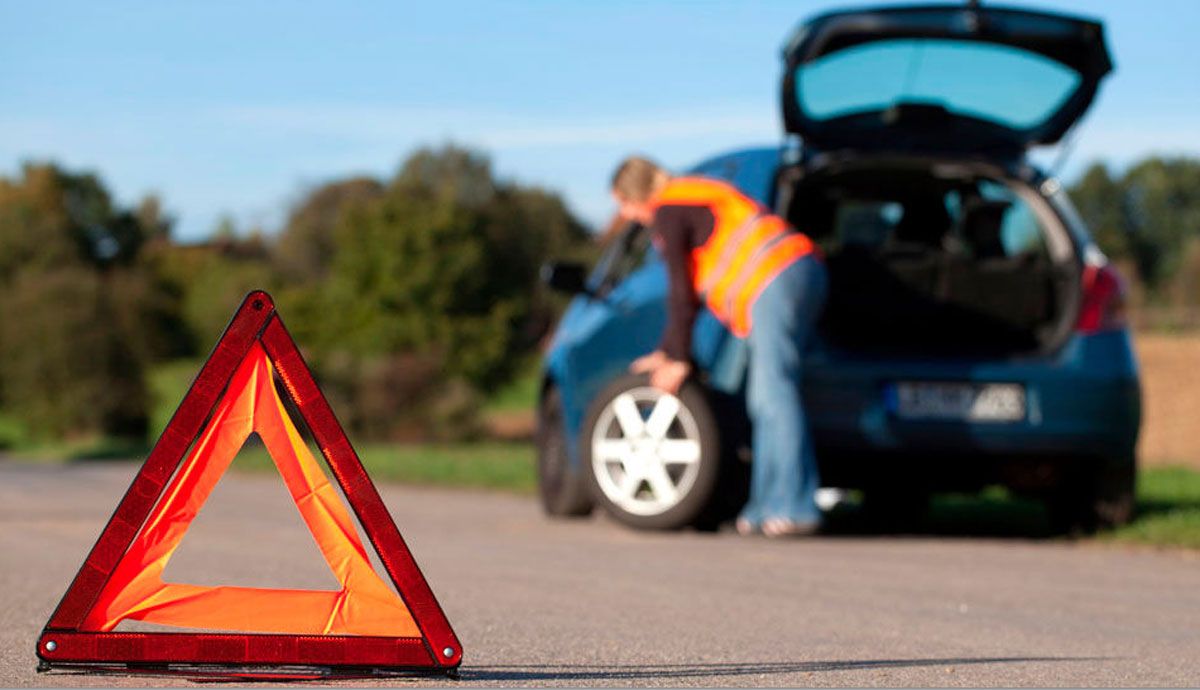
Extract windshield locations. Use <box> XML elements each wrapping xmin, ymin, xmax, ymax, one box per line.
<box><xmin>588</xmin><ymin>224</ymin><xmax>654</xmax><ymax>295</ymax></box>
<box><xmin>796</xmin><ymin>38</ymin><xmax>1082</xmax><ymax>131</ymax></box>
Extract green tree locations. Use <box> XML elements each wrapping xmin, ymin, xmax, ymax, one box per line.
<box><xmin>271</xmin><ymin>178</ymin><xmax>386</xmax><ymax>346</ymax></box>
<box><xmin>1123</xmin><ymin>157</ymin><xmax>1200</xmax><ymax>286</ymax></box>
<box><xmin>275</xmin><ymin>177</ymin><xmax>384</xmax><ymax>283</ymax></box>
<box><xmin>0</xmin><ymin>149</ymin><xmax>593</xmax><ymax>444</ymax></box>
<box><xmin>1068</xmin><ymin>156</ymin><xmax>1200</xmax><ymax>292</ymax></box>
<box><xmin>1070</xmin><ymin>162</ymin><xmax>1129</xmax><ymax>260</ymax></box>
<box><xmin>0</xmin><ymin>164</ymin><xmax>91</xmax><ymax>280</ymax></box>
<box><xmin>149</xmin><ymin>220</ymin><xmax>275</xmax><ymax>350</ymax></box>
<box><xmin>280</xmin><ymin>144</ymin><xmax>589</xmax><ymax>439</ymax></box>
<box><xmin>319</xmin><ymin>164</ymin><xmax>519</xmax><ymax>387</ymax></box>
<box><xmin>0</xmin><ymin>267</ymin><xmax>147</xmax><ymax>438</ymax></box>
<box><xmin>0</xmin><ymin>163</ymin><xmax>150</xmax><ymax>276</ymax></box>
<box><xmin>0</xmin><ymin>163</ymin><xmax>163</xmax><ymax>440</ymax></box>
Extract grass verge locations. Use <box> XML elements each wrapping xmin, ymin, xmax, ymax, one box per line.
<box><xmin>823</xmin><ymin>466</ymin><xmax>1200</xmax><ymax>549</ymax></box>
<box><xmin>1102</xmin><ymin>466</ymin><xmax>1200</xmax><ymax>549</ymax></box>
<box><xmin>5</xmin><ymin>431</ymin><xmax>1197</xmax><ymax>549</ymax></box>
<box><xmin>232</xmin><ymin>441</ymin><xmax>536</xmax><ymax>494</ymax></box>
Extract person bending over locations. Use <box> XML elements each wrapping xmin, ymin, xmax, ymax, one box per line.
<box><xmin>610</xmin><ymin>156</ymin><xmax>828</xmax><ymax>537</ymax></box>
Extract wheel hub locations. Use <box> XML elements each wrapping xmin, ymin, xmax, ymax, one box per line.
<box><xmin>591</xmin><ymin>388</ymin><xmax>703</xmax><ymax>517</ymax></box>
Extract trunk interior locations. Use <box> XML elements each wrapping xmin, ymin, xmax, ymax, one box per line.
<box><xmin>781</xmin><ymin>161</ymin><xmax>1079</xmax><ymax>357</ymax></box>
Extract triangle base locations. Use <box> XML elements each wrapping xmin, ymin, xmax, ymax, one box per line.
<box><xmin>36</xmin><ymin>631</ymin><xmax>448</xmax><ymax>675</ymax></box>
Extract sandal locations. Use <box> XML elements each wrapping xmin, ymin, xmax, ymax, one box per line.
<box><xmin>735</xmin><ymin>517</ymin><xmax>760</xmax><ymax>536</ymax></box>
<box><xmin>762</xmin><ymin>518</ymin><xmax>820</xmax><ymax>538</ymax></box>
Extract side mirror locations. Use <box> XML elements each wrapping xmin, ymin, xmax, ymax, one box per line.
<box><xmin>541</xmin><ymin>261</ymin><xmax>589</xmax><ymax>295</ymax></box>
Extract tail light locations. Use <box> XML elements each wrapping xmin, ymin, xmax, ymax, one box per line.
<box><xmin>1076</xmin><ymin>261</ymin><xmax>1127</xmax><ymax>334</ymax></box>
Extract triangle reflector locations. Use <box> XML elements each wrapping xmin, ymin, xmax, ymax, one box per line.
<box><xmin>36</xmin><ymin>292</ymin><xmax>461</xmax><ymax>678</ymax></box>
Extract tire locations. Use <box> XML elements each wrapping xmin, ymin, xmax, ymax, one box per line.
<box><xmin>582</xmin><ymin>373</ymin><xmax>722</xmax><ymax>530</ymax></box>
<box><xmin>1046</xmin><ymin>457</ymin><xmax>1136</xmax><ymax>535</ymax></box>
<box><xmin>1093</xmin><ymin>459</ymin><xmax>1137</xmax><ymax>528</ymax></box>
<box><xmin>536</xmin><ymin>386</ymin><xmax>593</xmax><ymax>518</ymax></box>
<box><xmin>861</xmin><ymin>488</ymin><xmax>930</xmax><ymax>533</ymax></box>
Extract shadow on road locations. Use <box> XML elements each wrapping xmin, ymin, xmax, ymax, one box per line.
<box><xmin>462</xmin><ymin>656</ymin><xmax>1105</xmax><ymax>682</ymax></box>
<box><xmin>815</xmin><ymin>486</ymin><xmax>1195</xmax><ymax>540</ymax></box>
<box><xmin>821</xmin><ymin>492</ymin><xmax>1055</xmax><ymax>539</ymax></box>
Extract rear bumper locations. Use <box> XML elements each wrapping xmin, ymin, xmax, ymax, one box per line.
<box><xmin>805</xmin><ymin>330</ymin><xmax>1141</xmax><ymax>487</ymax></box>
<box><xmin>815</xmin><ymin>449</ymin><xmax>1128</xmax><ymax>493</ymax></box>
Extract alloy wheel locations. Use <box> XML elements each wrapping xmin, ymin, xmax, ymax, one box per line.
<box><xmin>590</xmin><ymin>387</ymin><xmax>703</xmax><ymax>516</ymax></box>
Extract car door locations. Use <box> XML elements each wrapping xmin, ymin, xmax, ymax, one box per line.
<box><xmin>551</xmin><ymin>223</ymin><xmax>744</xmax><ymax>444</ymax></box>
<box><xmin>548</xmin><ymin>226</ymin><xmax>666</xmax><ymax>445</ymax></box>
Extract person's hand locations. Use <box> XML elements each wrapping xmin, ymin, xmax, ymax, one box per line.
<box><xmin>650</xmin><ymin>358</ymin><xmax>691</xmax><ymax>395</ymax></box>
<box><xmin>630</xmin><ymin>350</ymin><xmax>668</xmax><ymax>374</ymax></box>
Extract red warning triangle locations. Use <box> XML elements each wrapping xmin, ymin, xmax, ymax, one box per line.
<box><xmin>36</xmin><ymin>292</ymin><xmax>461</xmax><ymax>678</ymax></box>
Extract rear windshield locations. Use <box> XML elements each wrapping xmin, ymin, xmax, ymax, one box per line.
<box><xmin>796</xmin><ymin>38</ymin><xmax>1082</xmax><ymax>130</ymax></box>
<box><xmin>823</xmin><ymin>179</ymin><xmax>1048</xmax><ymax>261</ymax></box>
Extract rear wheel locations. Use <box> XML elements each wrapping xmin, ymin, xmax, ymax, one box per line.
<box><xmin>537</xmin><ymin>386</ymin><xmax>593</xmax><ymax>518</ymax></box>
<box><xmin>1093</xmin><ymin>460</ymin><xmax>1137</xmax><ymax>527</ymax></box>
<box><xmin>1046</xmin><ymin>458</ymin><xmax>1136</xmax><ymax>534</ymax></box>
<box><xmin>861</xmin><ymin>488</ymin><xmax>930</xmax><ymax>532</ymax></box>
<box><xmin>583</xmin><ymin>373</ymin><xmax>722</xmax><ymax>530</ymax></box>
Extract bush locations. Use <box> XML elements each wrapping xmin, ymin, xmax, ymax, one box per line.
<box><xmin>0</xmin><ymin>163</ymin><xmax>159</xmax><ymax>442</ymax></box>
<box><xmin>313</xmin><ymin>351</ymin><xmax>483</xmax><ymax>442</ymax></box>
<box><xmin>278</xmin><ymin>145</ymin><xmax>591</xmax><ymax>439</ymax></box>
<box><xmin>0</xmin><ymin>267</ymin><xmax>147</xmax><ymax>440</ymax></box>
<box><xmin>0</xmin><ymin>149</ymin><xmax>592</xmax><ymax>447</ymax></box>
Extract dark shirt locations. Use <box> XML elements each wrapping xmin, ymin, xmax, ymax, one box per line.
<box><xmin>652</xmin><ymin>204</ymin><xmax>715</xmax><ymax>362</ymax></box>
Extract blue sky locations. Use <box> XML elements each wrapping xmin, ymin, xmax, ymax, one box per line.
<box><xmin>2</xmin><ymin>1</ymin><xmax>1199</xmax><ymax>241</ymax></box>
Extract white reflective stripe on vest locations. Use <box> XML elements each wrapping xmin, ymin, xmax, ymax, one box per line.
<box><xmin>719</xmin><ymin>230</ymin><xmax>794</xmax><ymax>319</ymax></box>
<box><xmin>697</xmin><ymin>212</ymin><xmax>764</xmax><ymax>295</ymax></box>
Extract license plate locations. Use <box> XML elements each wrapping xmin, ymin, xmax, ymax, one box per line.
<box><xmin>889</xmin><ymin>382</ymin><xmax>1025</xmax><ymax>422</ymax></box>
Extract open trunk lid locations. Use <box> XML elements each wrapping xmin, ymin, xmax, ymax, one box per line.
<box><xmin>781</xmin><ymin>4</ymin><xmax>1113</xmax><ymax>155</ymax></box>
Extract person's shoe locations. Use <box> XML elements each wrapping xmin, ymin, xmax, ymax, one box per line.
<box><xmin>762</xmin><ymin>518</ymin><xmax>820</xmax><ymax>538</ymax></box>
<box><xmin>735</xmin><ymin>517</ymin><xmax>760</xmax><ymax>536</ymax></box>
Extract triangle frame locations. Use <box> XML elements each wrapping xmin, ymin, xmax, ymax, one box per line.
<box><xmin>36</xmin><ymin>291</ymin><xmax>462</xmax><ymax>677</ymax></box>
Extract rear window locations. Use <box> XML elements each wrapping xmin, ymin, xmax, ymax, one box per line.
<box><xmin>975</xmin><ymin>181</ymin><xmax>1046</xmax><ymax>256</ymax></box>
<box><xmin>796</xmin><ymin>38</ymin><xmax>1082</xmax><ymax>130</ymax></box>
<box><xmin>826</xmin><ymin>181</ymin><xmax>1048</xmax><ymax>260</ymax></box>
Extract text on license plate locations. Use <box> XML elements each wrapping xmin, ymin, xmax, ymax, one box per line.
<box><xmin>889</xmin><ymin>382</ymin><xmax>1025</xmax><ymax>422</ymax></box>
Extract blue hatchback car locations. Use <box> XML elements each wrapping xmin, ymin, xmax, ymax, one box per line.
<box><xmin>536</xmin><ymin>4</ymin><xmax>1140</xmax><ymax>532</ymax></box>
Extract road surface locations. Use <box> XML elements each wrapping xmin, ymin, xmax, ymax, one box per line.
<box><xmin>1</xmin><ymin>461</ymin><xmax>1197</xmax><ymax>687</ymax></box>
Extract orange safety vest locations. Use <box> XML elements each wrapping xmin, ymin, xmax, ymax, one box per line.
<box><xmin>650</xmin><ymin>177</ymin><xmax>815</xmax><ymax>337</ymax></box>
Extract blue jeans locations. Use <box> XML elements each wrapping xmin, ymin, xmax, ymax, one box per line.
<box><xmin>738</xmin><ymin>254</ymin><xmax>828</xmax><ymax>526</ymax></box>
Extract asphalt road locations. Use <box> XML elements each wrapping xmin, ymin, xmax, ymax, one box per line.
<box><xmin>1</xmin><ymin>461</ymin><xmax>1197</xmax><ymax>687</ymax></box>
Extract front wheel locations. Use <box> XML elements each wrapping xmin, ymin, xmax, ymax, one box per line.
<box><xmin>582</xmin><ymin>373</ymin><xmax>722</xmax><ymax>530</ymax></box>
<box><xmin>537</xmin><ymin>386</ymin><xmax>593</xmax><ymax>518</ymax></box>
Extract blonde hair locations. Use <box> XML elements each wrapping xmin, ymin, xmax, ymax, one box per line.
<box><xmin>611</xmin><ymin>156</ymin><xmax>670</xmax><ymax>202</ymax></box>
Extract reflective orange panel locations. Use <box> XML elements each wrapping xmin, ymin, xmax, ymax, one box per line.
<box><xmin>80</xmin><ymin>344</ymin><xmax>419</xmax><ymax>637</ymax></box>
